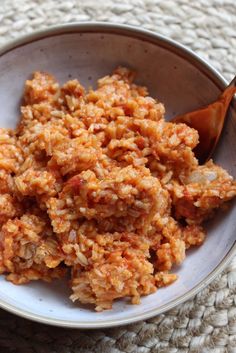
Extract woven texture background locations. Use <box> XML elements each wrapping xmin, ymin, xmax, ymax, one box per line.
<box><xmin>0</xmin><ymin>1</ymin><xmax>236</xmax><ymax>352</ymax></box>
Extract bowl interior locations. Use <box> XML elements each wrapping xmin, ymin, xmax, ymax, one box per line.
<box><xmin>0</xmin><ymin>27</ymin><xmax>235</xmax><ymax>327</ymax></box>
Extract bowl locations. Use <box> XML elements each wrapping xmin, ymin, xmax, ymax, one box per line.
<box><xmin>0</xmin><ymin>22</ymin><xmax>235</xmax><ymax>329</ymax></box>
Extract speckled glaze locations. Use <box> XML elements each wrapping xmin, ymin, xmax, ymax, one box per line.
<box><xmin>0</xmin><ymin>22</ymin><xmax>235</xmax><ymax>329</ymax></box>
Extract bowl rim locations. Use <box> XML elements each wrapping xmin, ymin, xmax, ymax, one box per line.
<box><xmin>0</xmin><ymin>21</ymin><xmax>235</xmax><ymax>329</ymax></box>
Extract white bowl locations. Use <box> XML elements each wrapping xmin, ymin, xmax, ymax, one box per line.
<box><xmin>0</xmin><ymin>22</ymin><xmax>235</xmax><ymax>328</ymax></box>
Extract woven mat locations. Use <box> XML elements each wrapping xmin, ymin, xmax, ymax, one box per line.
<box><xmin>0</xmin><ymin>1</ymin><xmax>236</xmax><ymax>352</ymax></box>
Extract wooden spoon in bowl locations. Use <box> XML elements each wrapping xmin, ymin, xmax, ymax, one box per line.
<box><xmin>172</xmin><ymin>75</ymin><xmax>236</xmax><ymax>164</ymax></box>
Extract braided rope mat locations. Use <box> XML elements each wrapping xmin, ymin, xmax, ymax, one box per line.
<box><xmin>0</xmin><ymin>1</ymin><xmax>236</xmax><ymax>352</ymax></box>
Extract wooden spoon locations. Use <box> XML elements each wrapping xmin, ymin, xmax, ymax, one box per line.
<box><xmin>172</xmin><ymin>76</ymin><xmax>236</xmax><ymax>164</ymax></box>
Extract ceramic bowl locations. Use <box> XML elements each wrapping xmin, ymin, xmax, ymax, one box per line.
<box><xmin>0</xmin><ymin>22</ymin><xmax>235</xmax><ymax>328</ymax></box>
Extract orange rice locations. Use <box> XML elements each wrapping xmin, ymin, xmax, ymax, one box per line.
<box><xmin>0</xmin><ymin>67</ymin><xmax>235</xmax><ymax>311</ymax></box>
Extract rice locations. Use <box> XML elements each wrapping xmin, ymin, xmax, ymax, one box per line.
<box><xmin>0</xmin><ymin>67</ymin><xmax>235</xmax><ymax>311</ymax></box>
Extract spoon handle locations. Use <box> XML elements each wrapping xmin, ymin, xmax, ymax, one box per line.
<box><xmin>221</xmin><ymin>75</ymin><xmax>236</xmax><ymax>101</ymax></box>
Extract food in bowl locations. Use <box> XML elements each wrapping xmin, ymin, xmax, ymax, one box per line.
<box><xmin>0</xmin><ymin>67</ymin><xmax>235</xmax><ymax>311</ymax></box>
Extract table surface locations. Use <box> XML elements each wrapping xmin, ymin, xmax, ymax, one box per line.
<box><xmin>0</xmin><ymin>1</ymin><xmax>236</xmax><ymax>352</ymax></box>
